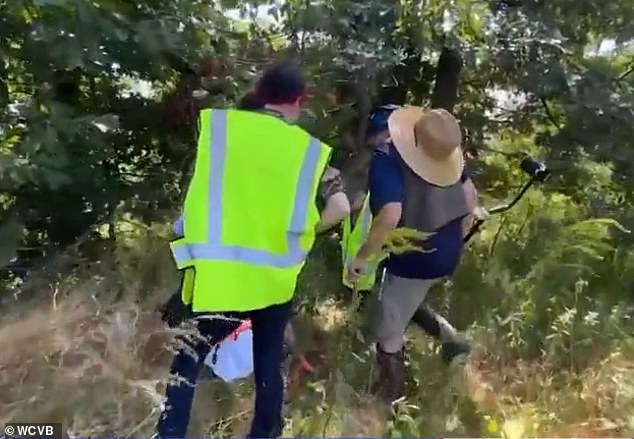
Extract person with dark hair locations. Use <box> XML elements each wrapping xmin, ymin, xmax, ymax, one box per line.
<box><xmin>235</xmin><ymin>61</ymin><xmax>348</xmax><ymax>229</ymax></box>
<box><xmin>237</xmin><ymin>90</ymin><xmax>264</xmax><ymax>111</ymax></box>
<box><xmin>156</xmin><ymin>60</ymin><xmax>350</xmax><ymax>439</ymax></box>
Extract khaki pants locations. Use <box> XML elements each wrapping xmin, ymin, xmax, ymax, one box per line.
<box><xmin>364</xmin><ymin>272</ymin><xmax>458</xmax><ymax>351</ymax></box>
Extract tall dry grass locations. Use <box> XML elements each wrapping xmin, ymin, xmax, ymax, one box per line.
<box><xmin>1</xmin><ymin>224</ymin><xmax>633</xmax><ymax>437</ymax></box>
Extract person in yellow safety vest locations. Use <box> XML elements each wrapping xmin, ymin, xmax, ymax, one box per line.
<box><xmin>346</xmin><ymin>104</ymin><xmax>478</xmax><ymax>403</ymax></box>
<box><xmin>155</xmin><ymin>61</ymin><xmax>350</xmax><ymax>439</ymax></box>
<box><xmin>341</xmin><ymin>193</ymin><xmax>383</xmax><ymax>292</ymax></box>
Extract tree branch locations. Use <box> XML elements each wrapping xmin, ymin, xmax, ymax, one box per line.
<box><xmin>353</xmin><ymin>80</ymin><xmax>372</xmax><ymax>148</ymax></box>
<box><xmin>540</xmin><ymin>97</ymin><xmax>562</xmax><ymax>130</ymax></box>
<box><xmin>617</xmin><ymin>64</ymin><xmax>634</xmax><ymax>82</ymax></box>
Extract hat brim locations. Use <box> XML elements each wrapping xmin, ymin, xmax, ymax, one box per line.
<box><xmin>387</xmin><ymin>106</ymin><xmax>464</xmax><ymax>187</ymax></box>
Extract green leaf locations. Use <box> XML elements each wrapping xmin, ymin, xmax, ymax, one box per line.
<box><xmin>486</xmin><ymin>416</ymin><xmax>500</xmax><ymax>434</ymax></box>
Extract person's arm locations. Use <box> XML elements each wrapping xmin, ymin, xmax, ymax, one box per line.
<box><xmin>355</xmin><ymin>202</ymin><xmax>401</xmax><ymax>260</ymax></box>
<box><xmin>315</xmin><ymin>167</ymin><xmax>350</xmax><ymax>233</ymax></box>
<box><xmin>348</xmin><ymin>149</ymin><xmax>403</xmax><ymax>280</ymax></box>
<box><xmin>316</xmin><ymin>192</ymin><xmax>350</xmax><ymax>232</ymax></box>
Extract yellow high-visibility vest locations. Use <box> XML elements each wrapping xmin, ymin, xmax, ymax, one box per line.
<box><xmin>340</xmin><ymin>194</ymin><xmax>384</xmax><ymax>291</ymax></box>
<box><xmin>171</xmin><ymin>109</ymin><xmax>331</xmax><ymax>312</ymax></box>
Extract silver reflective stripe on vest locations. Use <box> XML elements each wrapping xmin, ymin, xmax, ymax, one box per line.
<box><xmin>172</xmin><ymin>110</ymin><xmax>322</xmax><ymax>268</ymax></box>
<box><xmin>174</xmin><ymin>215</ymin><xmax>184</xmax><ymax>236</ymax></box>
<box><xmin>361</xmin><ymin>199</ymin><xmax>372</xmax><ymax>235</ymax></box>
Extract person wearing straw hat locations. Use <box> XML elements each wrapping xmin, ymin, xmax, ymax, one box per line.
<box><xmin>347</xmin><ymin>105</ymin><xmax>478</xmax><ymax>402</ymax></box>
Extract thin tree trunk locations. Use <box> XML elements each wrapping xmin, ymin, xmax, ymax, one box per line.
<box><xmin>430</xmin><ymin>47</ymin><xmax>463</xmax><ymax>112</ymax></box>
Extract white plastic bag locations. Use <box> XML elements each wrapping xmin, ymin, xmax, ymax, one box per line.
<box><xmin>203</xmin><ymin>320</ymin><xmax>254</xmax><ymax>382</ymax></box>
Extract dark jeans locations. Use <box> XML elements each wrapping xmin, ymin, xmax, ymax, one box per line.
<box><xmin>156</xmin><ymin>300</ymin><xmax>293</xmax><ymax>439</ymax></box>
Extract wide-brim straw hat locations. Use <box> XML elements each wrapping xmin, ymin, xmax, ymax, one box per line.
<box><xmin>387</xmin><ymin>106</ymin><xmax>464</xmax><ymax>187</ymax></box>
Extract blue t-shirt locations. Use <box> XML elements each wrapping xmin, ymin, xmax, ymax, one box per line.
<box><xmin>368</xmin><ymin>145</ymin><xmax>468</xmax><ymax>280</ymax></box>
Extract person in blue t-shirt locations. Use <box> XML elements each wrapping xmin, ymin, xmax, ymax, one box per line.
<box><xmin>347</xmin><ymin>104</ymin><xmax>478</xmax><ymax>402</ymax></box>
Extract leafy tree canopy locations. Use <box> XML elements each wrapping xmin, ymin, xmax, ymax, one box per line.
<box><xmin>2</xmin><ymin>0</ymin><xmax>634</xmax><ymax>296</ymax></box>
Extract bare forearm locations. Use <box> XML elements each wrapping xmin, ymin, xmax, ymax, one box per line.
<box><xmin>316</xmin><ymin>192</ymin><xmax>350</xmax><ymax>233</ymax></box>
<box><xmin>356</xmin><ymin>205</ymin><xmax>400</xmax><ymax>259</ymax></box>
<box><xmin>357</xmin><ymin>223</ymin><xmax>392</xmax><ymax>260</ymax></box>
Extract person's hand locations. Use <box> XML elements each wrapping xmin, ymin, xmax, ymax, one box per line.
<box><xmin>346</xmin><ymin>256</ymin><xmax>367</xmax><ymax>284</ymax></box>
<box><xmin>473</xmin><ymin>206</ymin><xmax>489</xmax><ymax>220</ymax></box>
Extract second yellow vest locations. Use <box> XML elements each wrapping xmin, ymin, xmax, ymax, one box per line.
<box><xmin>340</xmin><ymin>194</ymin><xmax>384</xmax><ymax>291</ymax></box>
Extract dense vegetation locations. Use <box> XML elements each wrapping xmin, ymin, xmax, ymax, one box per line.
<box><xmin>1</xmin><ymin>0</ymin><xmax>634</xmax><ymax>437</ymax></box>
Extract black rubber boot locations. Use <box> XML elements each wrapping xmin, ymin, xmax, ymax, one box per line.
<box><xmin>412</xmin><ymin>304</ymin><xmax>471</xmax><ymax>364</ymax></box>
<box><xmin>372</xmin><ymin>345</ymin><xmax>407</xmax><ymax>403</ymax></box>
<box><xmin>440</xmin><ymin>340</ymin><xmax>471</xmax><ymax>364</ymax></box>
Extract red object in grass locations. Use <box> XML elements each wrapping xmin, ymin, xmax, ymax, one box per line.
<box><xmin>285</xmin><ymin>354</ymin><xmax>315</xmax><ymax>400</ymax></box>
<box><xmin>296</xmin><ymin>355</ymin><xmax>315</xmax><ymax>374</ymax></box>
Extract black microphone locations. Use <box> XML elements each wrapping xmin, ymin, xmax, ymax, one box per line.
<box><xmin>520</xmin><ymin>156</ymin><xmax>550</xmax><ymax>182</ymax></box>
